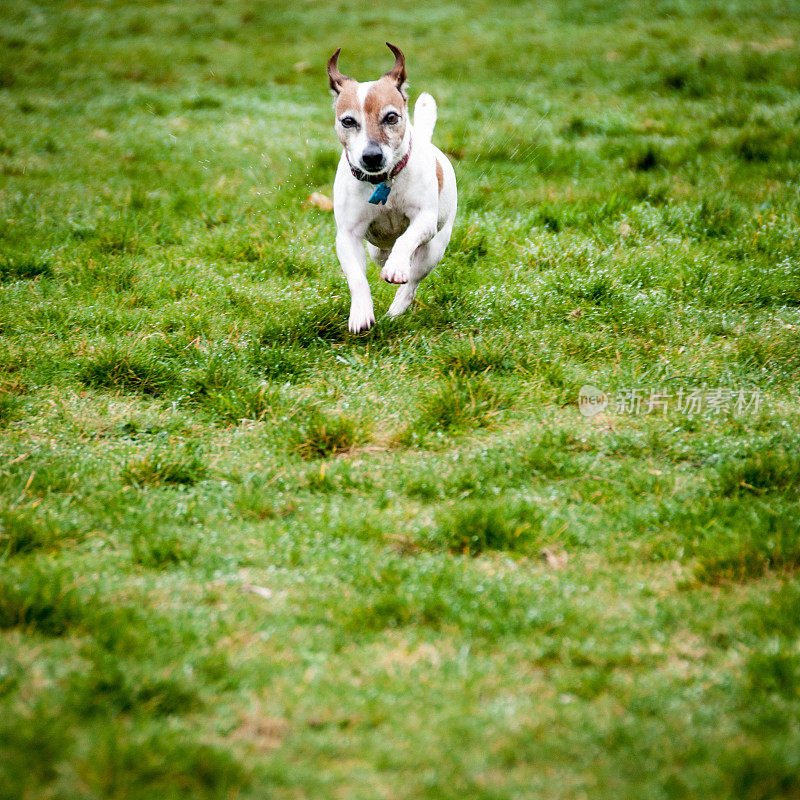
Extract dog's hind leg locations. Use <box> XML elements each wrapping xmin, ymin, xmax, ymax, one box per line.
<box><xmin>366</xmin><ymin>243</ymin><xmax>390</xmax><ymax>268</ymax></box>
<box><xmin>387</xmin><ymin>224</ymin><xmax>452</xmax><ymax>317</ymax></box>
<box><xmin>387</xmin><ymin>281</ymin><xmax>418</xmax><ymax>317</ymax></box>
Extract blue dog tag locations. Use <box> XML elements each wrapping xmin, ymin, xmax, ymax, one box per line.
<box><xmin>368</xmin><ymin>183</ymin><xmax>391</xmax><ymax>205</ymax></box>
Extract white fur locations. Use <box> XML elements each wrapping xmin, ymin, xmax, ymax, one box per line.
<box><xmin>332</xmin><ymin>92</ymin><xmax>458</xmax><ymax>333</ymax></box>
<box><xmin>412</xmin><ymin>92</ymin><xmax>437</xmax><ymax>144</ymax></box>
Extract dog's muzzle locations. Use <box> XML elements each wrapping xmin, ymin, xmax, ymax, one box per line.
<box><xmin>346</xmin><ymin>136</ymin><xmax>413</xmax><ymax>187</ymax></box>
<box><xmin>359</xmin><ymin>142</ymin><xmax>385</xmax><ymax>173</ymax></box>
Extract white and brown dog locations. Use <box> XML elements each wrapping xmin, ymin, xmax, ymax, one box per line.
<box><xmin>327</xmin><ymin>42</ymin><xmax>457</xmax><ymax>333</ymax></box>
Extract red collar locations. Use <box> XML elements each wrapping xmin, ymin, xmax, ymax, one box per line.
<box><xmin>347</xmin><ymin>136</ymin><xmax>412</xmax><ymax>185</ymax></box>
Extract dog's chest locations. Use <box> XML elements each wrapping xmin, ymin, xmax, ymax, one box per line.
<box><xmin>365</xmin><ymin>209</ymin><xmax>410</xmax><ymax>249</ymax></box>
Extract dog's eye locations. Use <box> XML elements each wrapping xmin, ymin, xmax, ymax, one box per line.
<box><xmin>340</xmin><ymin>116</ymin><xmax>358</xmax><ymax>129</ymax></box>
<box><xmin>383</xmin><ymin>112</ymin><xmax>400</xmax><ymax>125</ymax></box>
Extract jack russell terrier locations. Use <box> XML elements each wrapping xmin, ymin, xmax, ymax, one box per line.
<box><xmin>326</xmin><ymin>42</ymin><xmax>457</xmax><ymax>333</ymax></box>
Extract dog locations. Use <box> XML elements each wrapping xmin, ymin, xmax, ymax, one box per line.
<box><xmin>326</xmin><ymin>42</ymin><xmax>457</xmax><ymax>333</ymax></box>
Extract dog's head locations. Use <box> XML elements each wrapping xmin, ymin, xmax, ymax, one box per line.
<box><xmin>327</xmin><ymin>42</ymin><xmax>409</xmax><ymax>176</ymax></box>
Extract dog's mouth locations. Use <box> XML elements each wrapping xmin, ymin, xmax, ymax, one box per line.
<box><xmin>354</xmin><ymin>146</ymin><xmax>389</xmax><ymax>176</ymax></box>
<box><xmin>357</xmin><ymin>162</ymin><xmax>387</xmax><ymax>175</ymax></box>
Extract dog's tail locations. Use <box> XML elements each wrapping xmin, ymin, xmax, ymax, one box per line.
<box><xmin>413</xmin><ymin>93</ymin><xmax>437</xmax><ymax>145</ymax></box>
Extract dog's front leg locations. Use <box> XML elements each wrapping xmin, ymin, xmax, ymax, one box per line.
<box><xmin>380</xmin><ymin>213</ymin><xmax>437</xmax><ymax>285</ymax></box>
<box><xmin>336</xmin><ymin>230</ymin><xmax>375</xmax><ymax>333</ymax></box>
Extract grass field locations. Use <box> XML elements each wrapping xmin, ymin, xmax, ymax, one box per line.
<box><xmin>2</xmin><ymin>0</ymin><xmax>800</xmax><ymax>797</ymax></box>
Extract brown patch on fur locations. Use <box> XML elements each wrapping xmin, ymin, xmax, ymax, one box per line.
<box><xmin>363</xmin><ymin>76</ymin><xmax>407</xmax><ymax>144</ymax></box>
<box><xmin>333</xmin><ymin>81</ymin><xmax>359</xmax><ymax>116</ymax></box>
<box><xmin>435</xmin><ymin>159</ymin><xmax>443</xmax><ymax>194</ymax></box>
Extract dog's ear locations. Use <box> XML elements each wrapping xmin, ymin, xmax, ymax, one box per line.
<box><xmin>384</xmin><ymin>42</ymin><xmax>408</xmax><ymax>100</ymax></box>
<box><xmin>327</xmin><ymin>48</ymin><xmax>350</xmax><ymax>95</ymax></box>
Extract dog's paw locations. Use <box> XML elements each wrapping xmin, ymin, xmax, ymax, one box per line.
<box><xmin>348</xmin><ymin>298</ymin><xmax>375</xmax><ymax>333</ymax></box>
<box><xmin>380</xmin><ymin>260</ymin><xmax>409</xmax><ymax>284</ymax></box>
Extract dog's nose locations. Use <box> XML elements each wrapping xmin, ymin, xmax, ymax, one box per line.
<box><xmin>360</xmin><ymin>143</ymin><xmax>385</xmax><ymax>172</ymax></box>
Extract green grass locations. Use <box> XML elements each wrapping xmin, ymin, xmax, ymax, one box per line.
<box><xmin>120</xmin><ymin>443</ymin><xmax>208</xmax><ymax>487</ymax></box>
<box><xmin>2</xmin><ymin>0</ymin><xmax>800</xmax><ymax>797</ymax></box>
<box><xmin>430</xmin><ymin>498</ymin><xmax>543</xmax><ymax>555</ymax></box>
